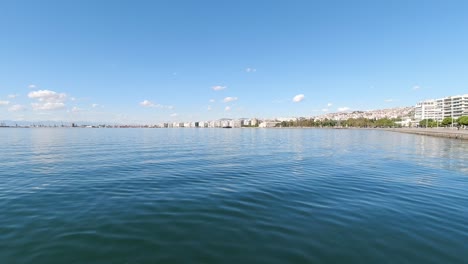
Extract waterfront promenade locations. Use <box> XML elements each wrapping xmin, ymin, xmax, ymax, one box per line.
<box><xmin>385</xmin><ymin>128</ymin><xmax>468</xmax><ymax>140</ymax></box>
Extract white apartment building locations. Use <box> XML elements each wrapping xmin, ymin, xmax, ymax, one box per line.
<box><xmin>259</xmin><ymin>121</ymin><xmax>280</xmax><ymax>128</ymax></box>
<box><xmin>442</xmin><ymin>95</ymin><xmax>468</xmax><ymax>118</ymax></box>
<box><xmin>414</xmin><ymin>99</ymin><xmax>442</xmax><ymax>121</ymax></box>
<box><xmin>414</xmin><ymin>94</ymin><xmax>468</xmax><ymax>121</ymax></box>
<box><xmin>232</xmin><ymin>120</ymin><xmax>242</xmax><ymax>128</ymax></box>
<box><xmin>251</xmin><ymin>118</ymin><xmax>258</xmax><ymax>126</ymax></box>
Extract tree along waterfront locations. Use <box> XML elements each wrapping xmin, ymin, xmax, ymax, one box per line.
<box><xmin>418</xmin><ymin>116</ymin><xmax>468</xmax><ymax>128</ymax></box>
<box><xmin>277</xmin><ymin>117</ymin><xmax>402</xmax><ymax>128</ymax></box>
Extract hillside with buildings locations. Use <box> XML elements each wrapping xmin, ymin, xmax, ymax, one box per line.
<box><xmin>314</xmin><ymin>107</ymin><xmax>414</xmax><ymax>121</ymax></box>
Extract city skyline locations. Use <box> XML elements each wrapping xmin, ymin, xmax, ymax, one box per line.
<box><xmin>1</xmin><ymin>0</ymin><xmax>468</xmax><ymax>123</ymax></box>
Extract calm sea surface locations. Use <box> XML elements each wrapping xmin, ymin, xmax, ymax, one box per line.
<box><xmin>0</xmin><ymin>128</ymin><xmax>467</xmax><ymax>263</ymax></box>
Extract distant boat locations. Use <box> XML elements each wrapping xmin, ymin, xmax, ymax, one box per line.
<box><xmin>222</xmin><ymin>126</ymin><xmax>232</xmax><ymax>128</ymax></box>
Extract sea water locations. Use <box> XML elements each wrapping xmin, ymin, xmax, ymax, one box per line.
<box><xmin>0</xmin><ymin>128</ymin><xmax>467</xmax><ymax>263</ymax></box>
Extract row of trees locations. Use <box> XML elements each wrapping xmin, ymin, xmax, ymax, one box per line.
<box><xmin>419</xmin><ymin>116</ymin><xmax>468</xmax><ymax>127</ymax></box>
<box><xmin>277</xmin><ymin>117</ymin><xmax>402</xmax><ymax>128</ymax></box>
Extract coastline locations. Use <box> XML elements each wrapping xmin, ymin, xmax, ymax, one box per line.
<box><xmin>383</xmin><ymin>128</ymin><xmax>468</xmax><ymax>140</ymax></box>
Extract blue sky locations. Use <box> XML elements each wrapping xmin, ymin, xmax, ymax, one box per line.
<box><xmin>1</xmin><ymin>0</ymin><xmax>468</xmax><ymax>123</ymax></box>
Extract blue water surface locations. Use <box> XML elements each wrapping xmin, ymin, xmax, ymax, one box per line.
<box><xmin>0</xmin><ymin>128</ymin><xmax>467</xmax><ymax>263</ymax></box>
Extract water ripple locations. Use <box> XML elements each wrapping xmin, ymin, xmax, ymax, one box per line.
<box><xmin>0</xmin><ymin>128</ymin><xmax>467</xmax><ymax>263</ymax></box>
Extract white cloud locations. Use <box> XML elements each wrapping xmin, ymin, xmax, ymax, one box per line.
<box><xmin>28</xmin><ymin>84</ymin><xmax>36</xmax><ymax>89</ymax></box>
<box><xmin>28</xmin><ymin>90</ymin><xmax>66</xmax><ymax>102</ymax></box>
<box><xmin>8</xmin><ymin>104</ymin><xmax>26</xmax><ymax>112</ymax></box>
<box><xmin>245</xmin><ymin>67</ymin><xmax>257</xmax><ymax>73</ymax></box>
<box><xmin>223</xmin><ymin>97</ymin><xmax>238</xmax><ymax>103</ymax></box>
<box><xmin>140</xmin><ymin>100</ymin><xmax>172</xmax><ymax>109</ymax></box>
<box><xmin>0</xmin><ymin>100</ymin><xmax>10</xmax><ymax>106</ymax></box>
<box><xmin>322</xmin><ymin>108</ymin><xmax>329</xmax><ymax>112</ymax></box>
<box><xmin>207</xmin><ymin>106</ymin><xmax>212</xmax><ymax>111</ymax></box>
<box><xmin>71</xmin><ymin>106</ymin><xmax>81</xmax><ymax>112</ymax></box>
<box><xmin>412</xmin><ymin>85</ymin><xmax>421</xmax><ymax>90</ymax></box>
<box><xmin>292</xmin><ymin>94</ymin><xmax>305</xmax><ymax>103</ymax></box>
<box><xmin>225</xmin><ymin>106</ymin><xmax>231</xmax><ymax>111</ymax></box>
<box><xmin>140</xmin><ymin>100</ymin><xmax>155</xmax><ymax>107</ymax></box>
<box><xmin>92</xmin><ymin>103</ymin><xmax>99</xmax><ymax>108</ymax></box>
<box><xmin>170</xmin><ymin>113</ymin><xmax>178</xmax><ymax>117</ymax></box>
<box><xmin>212</xmin><ymin>85</ymin><xmax>226</xmax><ymax>91</ymax></box>
<box><xmin>7</xmin><ymin>94</ymin><xmax>19</xmax><ymax>99</ymax></box>
<box><xmin>209</xmin><ymin>99</ymin><xmax>215</xmax><ymax>103</ymax></box>
<box><xmin>384</xmin><ymin>99</ymin><xmax>394</xmax><ymax>102</ymax></box>
<box><xmin>31</xmin><ymin>102</ymin><xmax>65</xmax><ymax>110</ymax></box>
<box><xmin>70</xmin><ymin>97</ymin><xmax>76</xmax><ymax>101</ymax></box>
<box><xmin>28</xmin><ymin>90</ymin><xmax>67</xmax><ymax>111</ymax></box>
<box><xmin>327</xmin><ymin>103</ymin><xmax>333</xmax><ymax>107</ymax></box>
<box><xmin>338</xmin><ymin>107</ymin><xmax>350</xmax><ymax>112</ymax></box>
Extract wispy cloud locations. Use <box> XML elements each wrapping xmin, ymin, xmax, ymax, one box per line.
<box><xmin>31</xmin><ymin>102</ymin><xmax>65</xmax><ymax>110</ymax></box>
<box><xmin>0</xmin><ymin>100</ymin><xmax>10</xmax><ymax>106</ymax></box>
<box><xmin>140</xmin><ymin>100</ymin><xmax>173</xmax><ymax>109</ymax></box>
<box><xmin>338</xmin><ymin>107</ymin><xmax>350</xmax><ymax>112</ymax></box>
<box><xmin>245</xmin><ymin>67</ymin><xmax>256</xmax><ymax>73</ymax></box>
<box><xmin>223</xmin><ymin>97</ymin><xmax>238</xmax><ymax>103</ymax></box>
<box><xmin>92</xmin><ymin>103</ymin><xmax>99</xmax><ymax>108</ymax></box>
<box><xmin>412</xmin><ymin>85</ymin><xmax>421</xmax><ymax>90</ymax></box>
<box><xmin>212</xmin><ymin>85</ymin><xmax>226</xmax><ymax>91</ymax></box>
<box><xmin>384</xmin><ymin>99</ymin><xmax>394</xmax><ymax>102</ymax></box>
<box><xmin>140</xmin><ymin>100</ymin><xmax>154</xmax><ymax>107</ymax></box>
<box><xmin>28</xmin><ymin>90</ymin><xmax>67</xmax><ymax>111</ymax></box>
<box><xmin>170</xmin><ymin>113</ymin><xmax>178</xmax><ymax>117</ymax></box>
<box><xmin>322</xmin><ymin>108</ymin><xmax>329</xmax><ymax>112</ymax></box>
<box><xmin>207</xmin><ymin>106</ymin><xmax>212</xmax><ymax>111</ymax></box>
<box><xmin>28</xmin><ymin>84</ymin><xmax>36</xmax><ymax>89</ymax></box>
<box><xmin>7</xmin><ymin>94</ymin><xmax>19</xmax><ymax>99</ymax></box>
<box><xmin>225</xmin><ymin>106</ymin><xmax>231</xmax><ymax>111</ymax></box>
<box><xmin>327</xmin><ymin>103</ymin><xmax>333</xmax><ymax>107</ymax></box>
<box><xmin>292</xmin><ymin>94</ymin><xmax>305</xmax><ymax>103</ymax></box>
<box><xmin>209</xmin><ymin>99</ymin><xmax>215</xmax><ymax>103</ymax></box>
<box><xmin>71</xmin><ymin>106</ymin><xmax>81</xmax><ymax>112</ymax></box>
<box><xmin>8</xmin><ymin>104</ymin><xmax>26</xmax><ymax>112</ymax></box>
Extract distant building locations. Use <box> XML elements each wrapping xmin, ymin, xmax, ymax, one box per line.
<box><xmin>232</xmin><ymin>120</ymin><xmax>242</xmax><ymax>128</ymax></box>
<box><xmin>259</xmin><ymin>121</ymin><xmax>279</xmax><ymax>128</ymax></box>
<box><xmin>395</xmin><ymin>118</ymin><xmax>413</xmax><ymax>127</ymax></box>
<box><xmin>222</xmin><ymin>120</ymin><xmax>230</xmax><ymax>127</ymax></box>
<box><xmin>251</xmin><ymin>118</ymin><xmax>258</xmax><ymax>126</ymax></box>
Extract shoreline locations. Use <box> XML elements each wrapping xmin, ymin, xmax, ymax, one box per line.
<box><xmin>383</xmin><ymin>128</ymin><xmax>468</xmax><ymax>140</ymax></box>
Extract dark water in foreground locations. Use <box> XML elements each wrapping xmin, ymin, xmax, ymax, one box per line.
<box><xmin>0</xmin><ymin>128</ymin><xmax>467</xmax><ymax>263</ymax></box>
